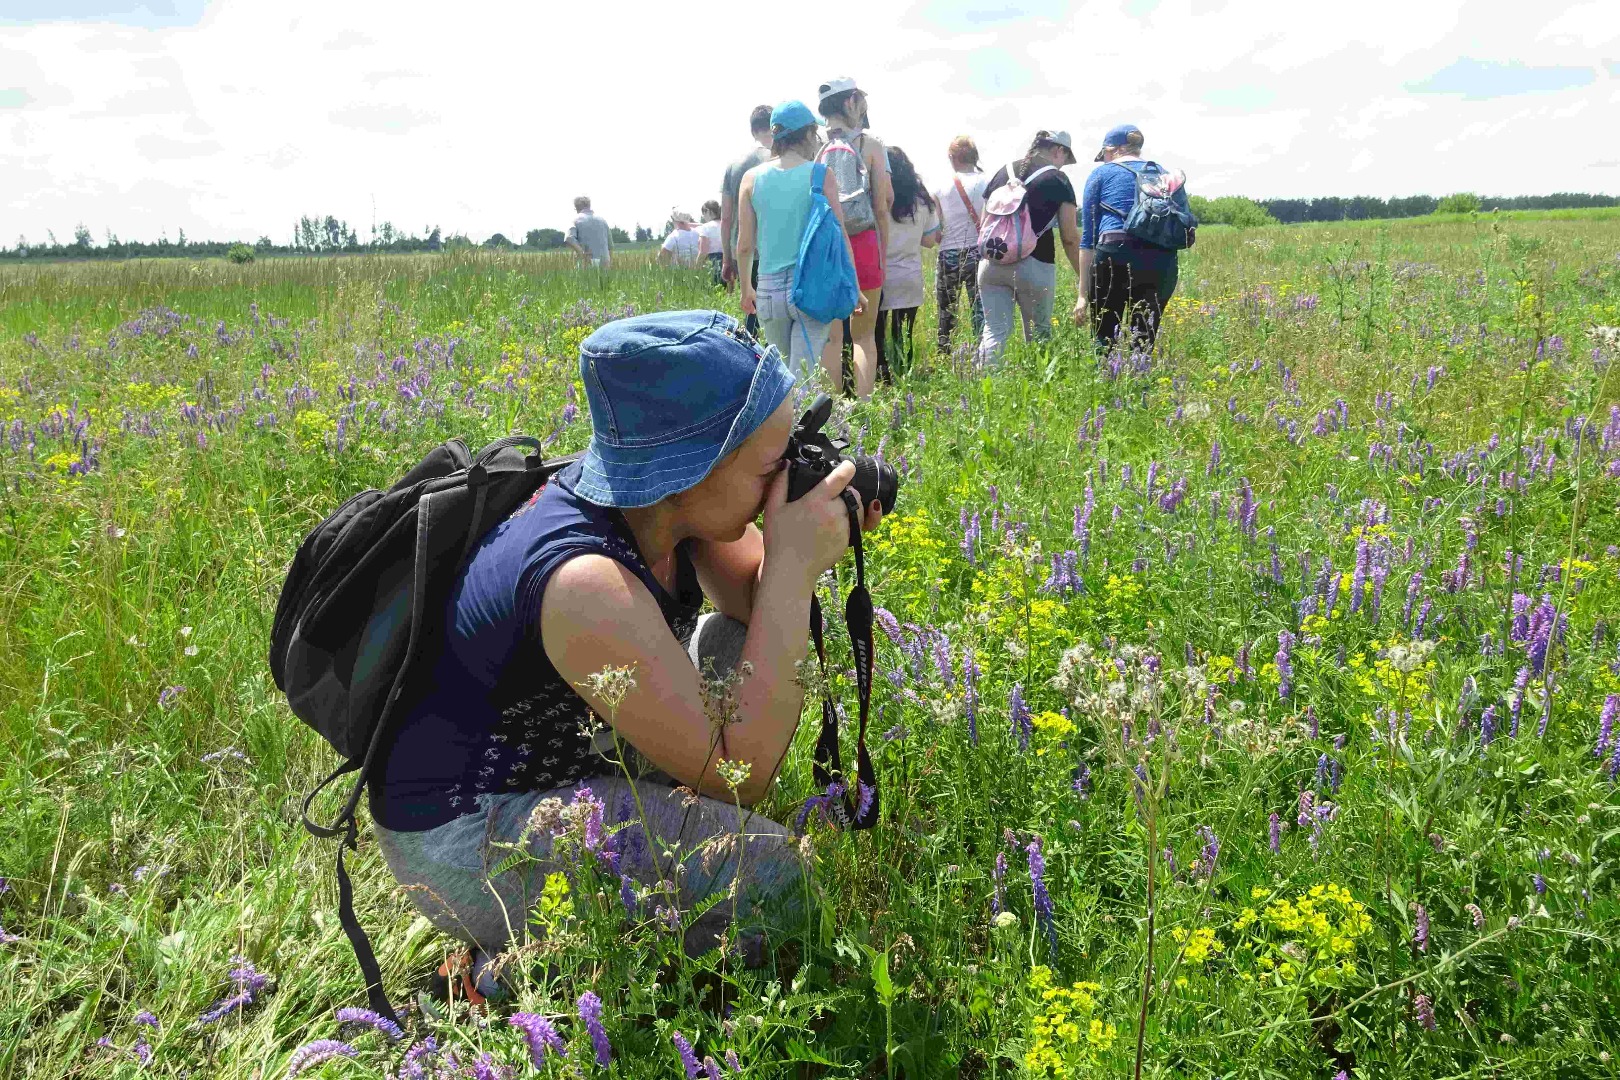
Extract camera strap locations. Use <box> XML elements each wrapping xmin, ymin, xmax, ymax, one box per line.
<box><xmin>808</xmin><ymin>492</ymin><xmax>880</xmax><ymax>830</ymax></box>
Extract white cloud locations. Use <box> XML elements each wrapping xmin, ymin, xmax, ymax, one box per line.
<box><xmin>0</xmin><ymin>0</ymin><xmax>1614</xmax><ymax>246</ymax></box>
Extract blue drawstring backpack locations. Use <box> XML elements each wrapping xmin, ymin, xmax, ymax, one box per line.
<box><xmin>1102</xmin><ymin>160</ymin><xmax>1198</xmax><ymax>251</ymax></box>
<box><xmin>791</xmin><ymin>162</ymin><xmax>860</xmax><ymax>325</ymax></box>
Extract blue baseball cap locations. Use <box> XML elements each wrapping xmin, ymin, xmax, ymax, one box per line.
<box><xmin>770</xmin><ymin>99</ymin><xmax>819</xmax><ymax>136</ymax></box>
<box><xmin>1094</xmin><ymin>123</ymin><xmax>1143</xmax><ymax>161</ymax></box>
<box><xmin>575</xmin><ymin>310</ymin><xmax>796</xmax><ymax>509</ymax></box>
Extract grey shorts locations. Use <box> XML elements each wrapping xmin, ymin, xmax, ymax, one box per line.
<box><xmin>372</xmin><ymin>613</ymin><xmax>807</xmax><ymax>960</ymax></box>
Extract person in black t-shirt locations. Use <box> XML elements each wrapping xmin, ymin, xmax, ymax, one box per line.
<box><xmin>976</xmin><ymin>129</ymin><xmax>1083</xmax><ymax>365</ymax></box>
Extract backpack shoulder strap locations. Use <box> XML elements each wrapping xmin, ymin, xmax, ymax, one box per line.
<box><xmin>811</xmin><ymin>160</ymin><xmax>827</xmax><ymax>194</ymax></box>
<box><xmin>1025</xmin><ymin>164</ymin><xmax>1059</xmax><ymax>184</ymax></box>
<box><xmin>953</xmin><ymin>176</ymin><xmax>980</xmax><ymax>229</ymax></box>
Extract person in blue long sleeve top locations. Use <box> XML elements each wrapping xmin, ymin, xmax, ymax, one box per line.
<box><xmin>1078</xmin><ymin>124</ymin><xmax>1193</xmax><ymax>350</ymax></box>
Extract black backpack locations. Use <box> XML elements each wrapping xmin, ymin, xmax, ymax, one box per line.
<box><xmin>269</xmin><ymin>433</ymin><xmax>575</xmax><ymax>1024</ymax></box>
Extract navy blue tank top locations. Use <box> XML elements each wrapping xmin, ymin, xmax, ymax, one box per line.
<box><xmin>371</xmin><ymin>459</ymin><xmax>702</xmax><ymax>831</ymax></box>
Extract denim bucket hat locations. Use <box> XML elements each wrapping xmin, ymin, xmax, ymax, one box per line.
<box><xmin>575</xmin><ymin>310</ymin><xmax>796</xmax><ymax>508</ymax></box>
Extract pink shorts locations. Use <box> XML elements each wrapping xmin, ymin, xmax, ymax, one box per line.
<box><xmin>851</xmin><ymin>229</ymin><xmax>884</xmax><ymax>291</ymax></box>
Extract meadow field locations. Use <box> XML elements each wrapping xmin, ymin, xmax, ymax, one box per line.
<box><xmin>2</xmin><ymin>213</ymin><xmax>1618</xmax><ymax>1079</ymax></box>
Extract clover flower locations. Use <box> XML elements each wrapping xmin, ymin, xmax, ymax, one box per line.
<box><xmin>673</xmin><ymin>1031</ymin><xmax>701</xmax><ymax>1079</ymax></box>
<box><xmin>286</xmin><ymin>1039</ymin><xmax>357</xmax><ymax>1077</ymax></box>
<box><xmin>577</xmin><ymin>991</ymin><xmax>612</xmax><ymax>1066</ymax></box>
<box><xmin>509</xmin><ymin>1012</ymin><xmax>566</xmax><ymax>1067</ymax></box>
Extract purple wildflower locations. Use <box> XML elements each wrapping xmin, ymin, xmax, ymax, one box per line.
<box><xmin>1596</xmin><ymin>694</ymin><xmax>1618</xmax><ymax>758</ymax></box>
<box><xmin>157</xmin><ymin>685</ymin><xmax>185</xmax><ymax>709</ymax></box>
<box><xmin>1510</xmin><ymin>666</ymin><xmax>1530</xmax><ymax>737</ymax></box>
<box><xmin>856</xmin><ymin>781</ymin><xmax>875</xmax><ymax>821</ymax></box>
<box><xmin>577</xmin><ymin>991</ymin><xmax>612</xmax><ymax>1066</ymax></box>
<box><xmin>1466</xmin><ymin>903</ymin><xmax>1484</xmax><ymax>930</ymax></box>
<box><xmin>726</xmin><ymin>1049</ymin><xmax>742</xmax><ymax>1073</ymax></box>
<box><xmin>286</xmin><ymin>1039</ymin><xmax>357</xmax><ymax>1077</ymax></box>
<box><xmin>1403</xmin><ymin>572</ymin><xmax>1422</xmax><ymax>629</ymax></box>
<box><xmin>1009</xmin><ymin>684</ymin><xmax>1032</xmax><ymax>751</ymax></box>
<box><xmin>1275</xmin><ymin>630</ymin><xmax>1295</xmax><ymax>698</ymax></box>
<box><xmin>510</xmin><ymin>1013</ymin><xmax>566</xmax><ymax>1067</ymax></box>
<box><xmin>1412</xmin><ymin>902</ymin><xmax>1429</xmax><ymax>952</ymax></box>
<box><xmin>1527</xmin><ymin>596</ymin><xmax>1557</xmax><ymax>675</ymax></box>
<box><xmin>336</xmin><ymin>1006</ymin><xmax>403</xmax><ymax>1042</ymax></box>
<box><xmin>673</xmin><ymin>1031</ymin><xmax>701</xmax><ymax>1079</ymax></box>
<box><xmin>198</xmin><ymin>956</ymin><xmax>269</xmax><ymax>1024</ymax></box>
<box><xmin>1269</xmin><ymin>812</ymin><xmax>1283</xmax><ymax>853</ymax></box>
<box><xmin>134</xmin><ymin>1011</ymin><xmax>158</xmax><ymax>1029</ymax></box>
<box><xmin>992</xmin><ymin>852</ymin><xmax>1007</xmax><ymax>914</ymax></box>
<box><xmin>1027</xmin><ymin>836</ymin><xmax>1057</xmax><ymax>959</ymax></box>
<box><xmin>1073</xmin><ymin>762</ymin><xmax>1091</xmax><ymax>799</ymax></box>
<box><xmin>1195</xmin><ymin>824</ymin><xmax>1220</xmax><ymax>879</ymax></box>
<box><xmin>962</xmin><ymin>511</ymin><xmax>981</xmax><ymax>564</ymax></box>
<box><xmin>962</xmin><ymin>648</ymin><xmax>980</xmax><ymax>746</ymax></box>
<box><xmin>1480</xmin><ymin>705</ymin><xmax>1497</xmax><ymax>749</ymax></box>
<box><xmin>1351</xmin><ymin>538</ymin><xmax>1369</xmax><ymax>613</ymax></box>
<box><xmin>1413</xmin><ymin>994</ymin><xmax>1436</xmax><ymax>1031</ymax></box>
<box><xmin>1307</xmin><ymin>705</ymin><xmax>1319</xmax><ymax>739</ymax></box>
<box><xmin>472</xmin><ymin>1052</ymin><xmax>510</xmax><ymax>1080</ymax></box>
<box><xmin>1532</xmin><ymin>873</ymin><xmax>1546</xmax><ymax>895</ymax></box>
<box><xmin>402</xmin><ymin>1038</ymin><xmax>440</xmax><ymax>1080</ymax></box>
<box><xmin>703</xmin><ymin>1055</ymin><xmax>722</xmax><ymax>1080</ymax></box>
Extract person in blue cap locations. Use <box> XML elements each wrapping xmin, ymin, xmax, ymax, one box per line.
<box><xmin>370</xmin><ymin>310</ymin><xmax>882</xmax><ymax>998</ymax></box>
<box><xmin>735</xmin><ymin>100</ymin><xmax>861</xmax><ymax>387</ymax></box>
<box><xmin>1077</xmin><ymin>124</ymin><xmax>1191</xmax><ymax>349</ymax></box>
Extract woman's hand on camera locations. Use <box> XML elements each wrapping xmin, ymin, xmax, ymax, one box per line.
<box><xmin>762</xmin><ymin>459</ymin><xmax>860</xmax><ymax>588</ymax></box>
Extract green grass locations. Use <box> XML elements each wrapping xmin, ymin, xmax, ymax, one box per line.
<box><xmin>2</xmin><ymin>210</ymin><xmax>1619</xmax><ymax>1078</ymax></box>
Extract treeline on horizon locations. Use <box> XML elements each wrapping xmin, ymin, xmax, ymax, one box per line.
<box><xmin>4</xmin><ymin>192</ymin><xmax>1616</xmax><ymax>262</ymax></box>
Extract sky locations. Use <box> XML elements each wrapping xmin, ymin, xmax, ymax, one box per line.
<box><xmin>2</xmin><ymin>0</ymin><xmax>1618</xmax><ymax>245</ymax></box>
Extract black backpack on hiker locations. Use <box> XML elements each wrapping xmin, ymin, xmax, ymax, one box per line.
<box><xmin>269</xmin><ymin>434</ymin><xmax>575</xmax><ymax>1024</ymax></box>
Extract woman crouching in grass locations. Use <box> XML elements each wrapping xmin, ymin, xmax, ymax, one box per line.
<box><xmin>369</xmin><ymin>310</ymin><xmax>883</xmax><ymax>999</ymax></box>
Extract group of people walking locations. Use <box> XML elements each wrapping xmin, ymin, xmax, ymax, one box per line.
<box><xmin>574</xmin><ymin>78</ymin><xmax>1197</xmax><ymax>399</ymax></box>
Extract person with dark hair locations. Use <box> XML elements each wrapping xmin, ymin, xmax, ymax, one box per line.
<box><xmin>1078</xmin><ymin>124</ymin><xmax>1193</xmax><ymax>350</ymax></box>
<box><xmin>931</xmin><ymin>135</ymin><xmax>987</xmax><ymax>352</ymax></box>
<box><xmin>721</xmin><ymin>106</ymin><xmax>775</xmax><ymax>334</ymax></box>
<box><xmin>736</xmin><ymin>100</ymin><xmax>861</xmax><ymax>384</ymax></box>
<box><xmin>874</xmin><ymin>146</ymin><xmax>939</xmax><ymax>382</ymax></box>
<box><xmin>697</xmin><ymin>200</ymin><xmax>724</xmax><ymax>284</ymax></box>
<box><xmin>977</xmin><ymin>130</ymin><xmax>1082</xmax><ymax>364</ymax></box>
<box><xmin>565</xmin><ymin>196</ymin><xmax>613</xmax><ymax>268</ymax></box>
<box><xmin>815</xmin><ymin>77</ymin><xmax>892</xmax><ymax>399</ymax></box>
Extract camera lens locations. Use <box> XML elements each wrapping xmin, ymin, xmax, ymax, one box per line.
<box><xmin>850</xmin><ymin>456</ymin><xmax>899</xmax><ymax>516</ymax></box>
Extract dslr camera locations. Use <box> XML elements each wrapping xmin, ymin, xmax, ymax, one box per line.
<box><xmin>783</xmin><ymin>394</ymin><xmax>899</xmax><ymax>536</ymax></box>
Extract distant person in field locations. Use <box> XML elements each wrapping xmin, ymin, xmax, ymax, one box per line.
<box><xmin>1079</xmin><ymin>124</ymin><xmax>1194</xmax><ymax>350</ymax></box>
<box><xmin>658</xmin><ymin>210</ymin><xmax>702</xmax><ymax>268</ymax></box>
<box><xmin>977</xmin><ymin>129</ymin><xmax>1082</xmax><ymax>365</ymax></box>
<box><xmin>874</xmin><ymin>145</ymin><xmax>939</xmax><ymax>383</ymax></box>
<box><xmin>565</xmin><ymin>196</ymin><xmax>613</xmax><ymax>268</ymax></box>
<box><xmin>931</xmin><ymin>135</ymin><xmax>987</xmax><ymax>353</ymax></box>
<box><xmin>816</xmin><ymin>76</ymin><xmax>892</xmax><ymax>399</ymax></box>
<box><xmin>722</xmin><ymin>105</ymin><xmax>775</xmax><ymax>335</ymax></box>
<box><xmin>735</xmin><ymin>100</ymin><xmax>861</xmax><ymax>384</ymax></box>
<box><xmin>696</xmin><ymin>200</ymin><xmax>724</xmax><ymax>284</ymax></box>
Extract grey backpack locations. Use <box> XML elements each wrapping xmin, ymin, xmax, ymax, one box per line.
<box><xmin>817</xmin><ymin>132</ymin><xmax>877</xmax><ymax>233</ymax></box>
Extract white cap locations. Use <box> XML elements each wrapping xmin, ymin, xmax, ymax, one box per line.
<box><xmin>817</xmin><ymin>76</ymin><xmax>861</xmax><ymax>104</ymax></box>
